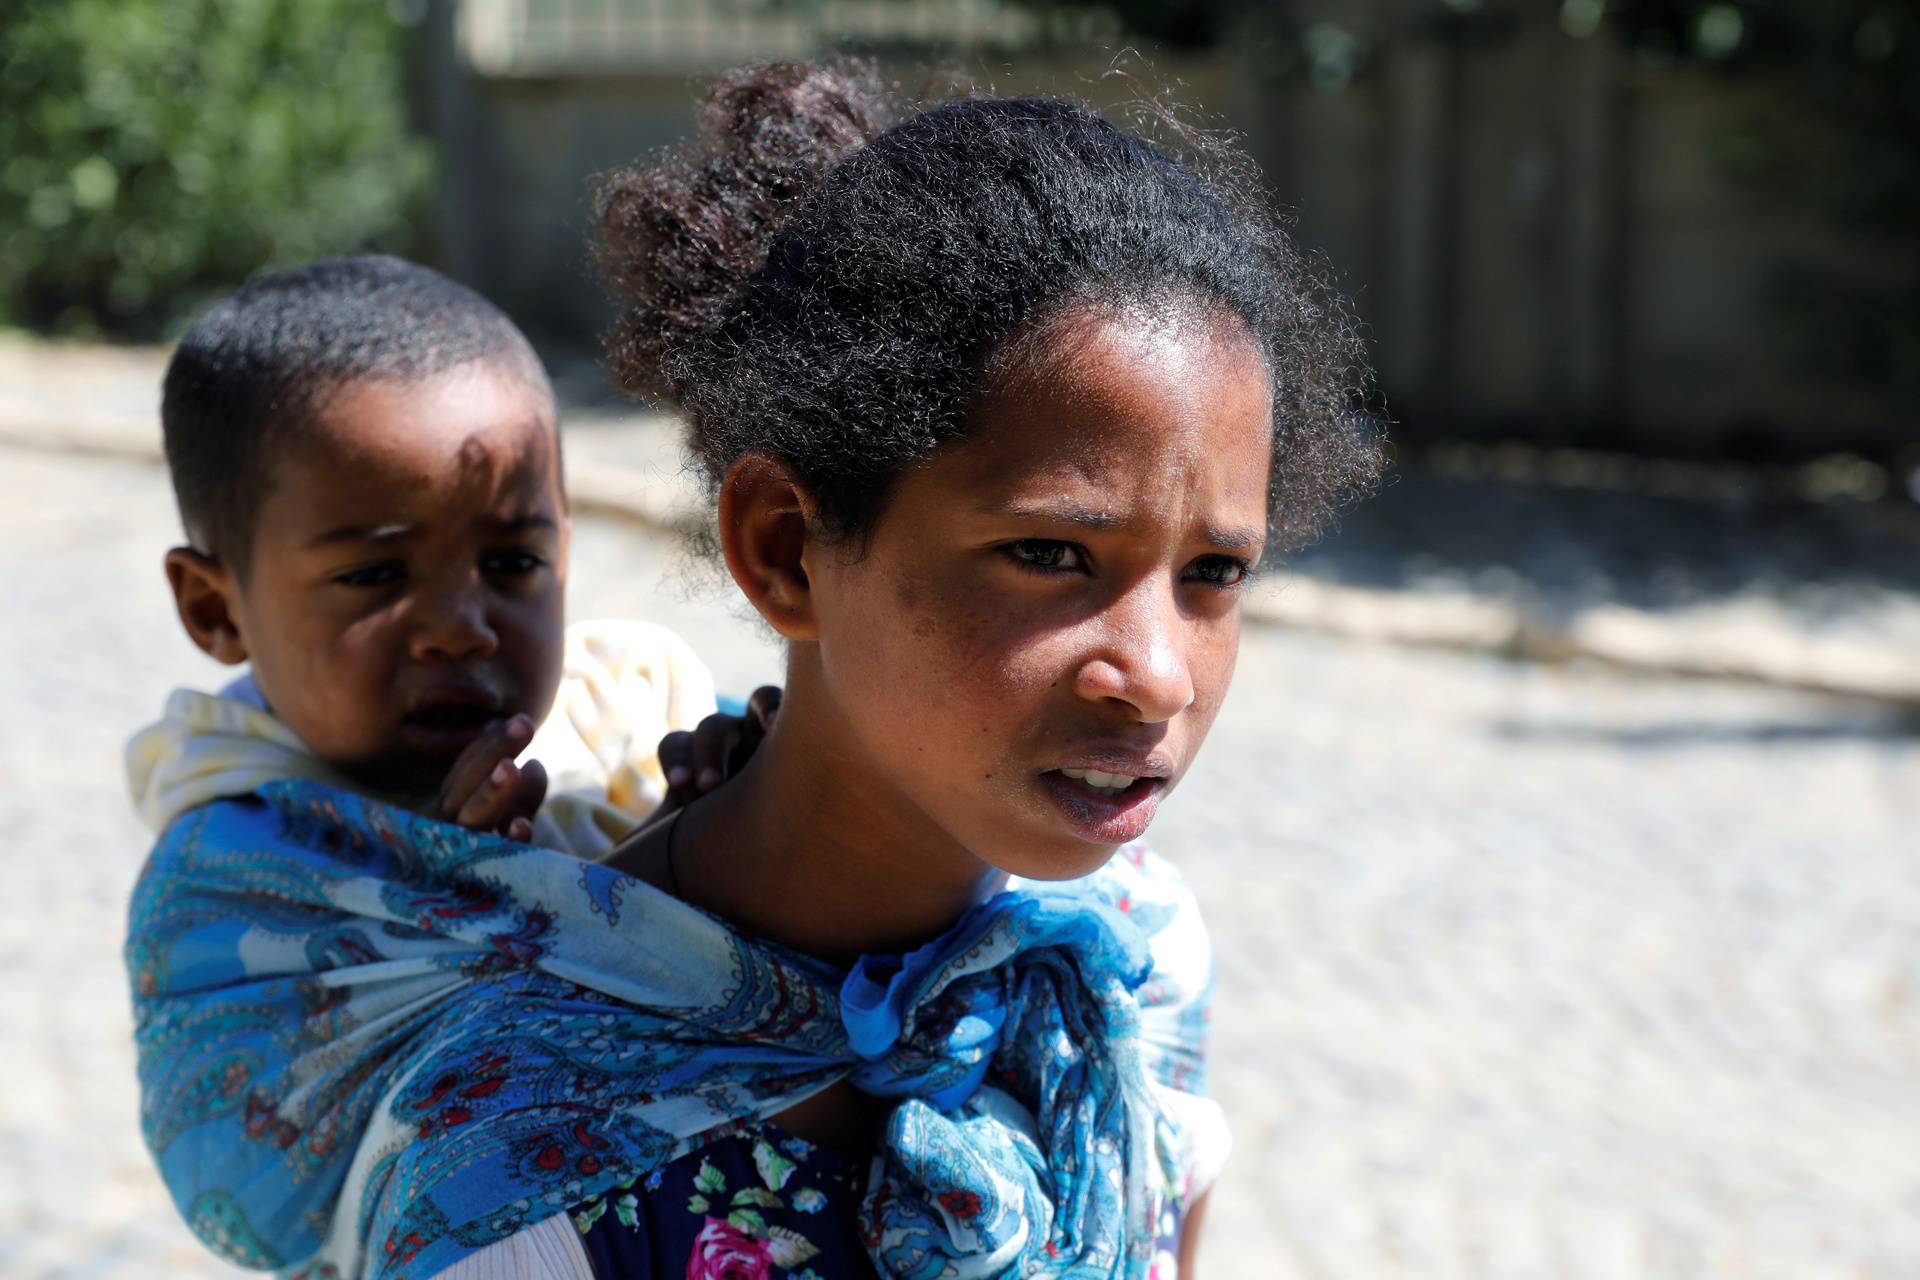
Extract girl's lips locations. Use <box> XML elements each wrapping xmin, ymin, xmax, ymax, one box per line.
<box><xmin>1039</xmin><ymin>770</ymin><xmax>1165</xmax><ymax>845</ymax></box>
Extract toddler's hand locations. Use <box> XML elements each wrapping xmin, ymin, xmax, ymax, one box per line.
<box><xmin>646</xmin><ymin>685</ymin><xmax>782</xmax><ymax>825</ymax></box>
<box><xmin>436</xmin><ymin>714</ymin><xmax>550</xmax><ymax>843</ymax></box>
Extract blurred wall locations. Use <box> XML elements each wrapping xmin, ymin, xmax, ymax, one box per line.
<box><xmin>414</xmin><ymin>0</ymin><xmax>1225</xmax><ymax>357</ymax></box>
<box><xmin>1242</xmin><ymin>19</ymin><xmax>1894</xmax><ymax>457</ymax></box>
<box><xmin>418</xmin><ymin>1</ymin><xmax>1899</xmax><ymax>456</ymax></box>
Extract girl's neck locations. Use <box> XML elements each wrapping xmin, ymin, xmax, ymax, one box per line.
<box><xmin>664</xmin><ymin>677</ymin><xmax>1008</xmax><ymax>965</ymax></box>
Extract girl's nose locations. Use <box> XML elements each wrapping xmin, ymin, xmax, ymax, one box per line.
<box><xmin>1072</xmin><ymin>591</ymin><xmax>1195</xmax><ymax>724</ymax></box>
<box><xmin>410</xmin><ymin>586</ymin><xmax>499</xmax><ymax>664</ymax></box>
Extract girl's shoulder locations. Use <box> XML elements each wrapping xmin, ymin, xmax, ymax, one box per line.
<box><xmin>1010</xmin><ymin>842</ymin><xmax>1202</xmax><ymax>938</ymax></box>
<box><xmin>1047</xmin><ymin>843</ymin><xmax>1212</xmax><ymax>985</ymax></box>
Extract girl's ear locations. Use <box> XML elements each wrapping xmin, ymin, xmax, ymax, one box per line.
<box><xmin>164</xmin><ymin>547</ymin><xmax>250</xmax><ymax>665</ymax></box>
<box><xmin>718</xmin><ymin>452</ymin><xmax>821</xmax><ymax>642</ymax></box>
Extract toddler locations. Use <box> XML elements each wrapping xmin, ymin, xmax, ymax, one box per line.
<box><xmin>127</xmin><ymin>254</ymin><xmax>722</xmax><ymax>854</ymax></box>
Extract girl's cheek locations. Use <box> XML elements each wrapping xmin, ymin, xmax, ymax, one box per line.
<box><xmin>888</xmin><ymin>568</ymin><xmax>986</xmax><ymax>667</ymax></box>
<box><xmin>880</xmin><ymin>553</ymin><xmax>1067</xmax><ymax>700</ymax></box>
<box><xmin>937</xmin><ymin>603</ymin><xmax>1061</xmax><ymax>699</ymax></box>
<box><xmin>1184</xmin><ymin>629</ymin><xmax>1241</xmax><ymax>726</ymax></box>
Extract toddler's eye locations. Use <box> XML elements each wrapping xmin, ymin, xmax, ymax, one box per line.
<box><xmin>1187</xmin><ymin>556</ymin><xmax>1251</xmax><ymax>588</ymax></box>
<box><xmin>333</xmin><ymin>562</ymin><xmax>404</xmax><ymax>589</ymax></box>
<box><xmin>483</xmin><ymin>550</ymin><xmax>545</xmax><ymax>576</ymax></box>
<box><xmin>1005</xmin><ymin>539</ymin><xmax>1086</xmax><ymax>573</ymax></box>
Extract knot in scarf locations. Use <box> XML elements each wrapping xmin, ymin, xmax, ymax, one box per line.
<box><xmin>842</xmin><ymin>894</ymin><xmax>1160</xmax><ymax>1277</ymax></box>
<box><xmin>842</xmin><ymin>892</ymin><xmax>1150</xmax><ymax>1105</ymax></box>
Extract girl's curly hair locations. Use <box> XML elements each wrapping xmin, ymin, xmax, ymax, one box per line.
<box><xmin>596</xmin><ymin>60</ymin><xmax>1381</xmax><ymax>552</ymax></box>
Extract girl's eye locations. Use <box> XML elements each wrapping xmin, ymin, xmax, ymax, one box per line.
<box><xmin>1187</xmin><ymin>556</ymin><xmax>1251</xmax><ymax>588</ymax></box>
<box><xmin>333</xmin><ymin>561</ymin><xmax>405</xmax><ymax>589</ymax></box>
<box><xmin>1005</xmin><ymin>539</ymin><xmax>1086</xmax><ymax>573</ymax></box>
<box><xmin>483</xmin><ymin>550</ymin><xmax>544</xmax><ymax>576</ymax></box>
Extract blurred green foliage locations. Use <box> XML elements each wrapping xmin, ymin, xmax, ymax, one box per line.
<box><xmin>0</xmin><ymin>0</ymin><xmax>432</xmax><ymax>339</ymax></box>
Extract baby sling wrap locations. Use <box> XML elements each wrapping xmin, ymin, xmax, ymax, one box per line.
<box><xmin>128</xmin><ymin>780</ymin><xmax>1212</xmax><ymax>1279</ymax></box>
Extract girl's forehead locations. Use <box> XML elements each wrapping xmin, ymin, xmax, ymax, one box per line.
<box><xmin>911</xmin><ymin>308</ymin><xmax>1273</xmax><ymax>532</ymax></box>
<box><xmin>971</xmin><ymin>309</ymin><xmax>1269</xmax><ymax>466</ymax></box>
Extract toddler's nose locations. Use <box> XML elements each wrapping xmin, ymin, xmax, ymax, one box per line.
<box><xmin>410</xmin><ymin>589</ymin><xmax>499</xmax><ymax>664</ymax></box>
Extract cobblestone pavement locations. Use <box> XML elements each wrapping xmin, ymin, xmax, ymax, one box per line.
<box><xmin>3</xmin><ymin>441</ymin><xmax>1917</xmax><ymax>1278</ymax></box>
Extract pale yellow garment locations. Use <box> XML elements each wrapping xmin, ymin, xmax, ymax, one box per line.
<box><xmin>126</xmin><ymin>620</ymin><xmax>718</xmax><ymax>859</ymax></box>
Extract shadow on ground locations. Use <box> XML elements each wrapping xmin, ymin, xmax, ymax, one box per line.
<box><xmin>1290</xmin><ymin>448</ymin><xmax>1920</xmax><ymax>647</ymax></box>
<box><xmin>1487</xmin><ymin>708</ymin><xmax>1920</xmax><ymax>747</ymax></box>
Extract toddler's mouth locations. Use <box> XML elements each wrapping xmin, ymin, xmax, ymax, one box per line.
<box><xmin>402</xmin><ymin>692</ymin><xmax>506</xmax><ymax>753</ymax></box>
<box><xmin>407</xmin><ymin>703</ymin><xmax>496</xmax><ymax>730</ymax></box>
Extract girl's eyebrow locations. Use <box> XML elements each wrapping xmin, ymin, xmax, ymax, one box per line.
<box><xmin>980</xmin><ymin>498</ymin><xmax>1263</xmax><ymax>552</ymax></box>
<box><xmin>982</xmin><ymin>498</ymin><xmax>1127</xmax><ymax>531</ymax></box>
<box><xmin>1203</xmin><ymin>523</ymin><xmax>1265</xmax><ymax>553</ymax></box>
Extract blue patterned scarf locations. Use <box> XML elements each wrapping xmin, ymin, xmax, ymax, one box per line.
<box><xmin>127</xmin><ymin>780</ymin><xmax>1183</xmax><ymax>1279</ymax></box>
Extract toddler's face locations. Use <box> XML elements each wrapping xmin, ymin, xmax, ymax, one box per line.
<box><xmin>225</xmin><ymin>363</ymin><xmax>568</xmax><ymax>796</ymax></box>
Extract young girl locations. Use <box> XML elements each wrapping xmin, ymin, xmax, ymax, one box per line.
<box><xmin>128</xmin><ymin>62</ymin><xmax>1378</xmax><ymax>1280</ymax></box>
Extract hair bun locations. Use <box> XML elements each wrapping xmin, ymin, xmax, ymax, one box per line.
<box><xmin>597</xmin><ymin>61</ymin><xmax>887</xmax><ymax>402</ymax></box>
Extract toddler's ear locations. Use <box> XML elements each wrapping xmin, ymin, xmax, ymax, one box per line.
<box><xmin>164</xmin><ymin>547</ymin><xmax>249</xmax><ymax>665</ymax></box>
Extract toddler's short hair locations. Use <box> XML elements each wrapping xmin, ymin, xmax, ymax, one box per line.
<box><xmin>161</xmin><ymin>254</ymin><xmax>550</xmax><ymax>572</ymax></box>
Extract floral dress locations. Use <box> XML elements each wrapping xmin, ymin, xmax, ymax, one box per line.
<box><xmin>564</xmin><ymin>1108</ymin><xmax>1208</xmax><ymax>1280</ymax></box>
<box><xmin>568</xmin><ymin>1120</ymin><xmax>871</xmax><ymax>1279</ymax></box>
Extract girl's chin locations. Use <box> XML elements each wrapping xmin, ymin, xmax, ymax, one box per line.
<box><xmin>984</xmin><ymin>784</ymin><xmax>1166</xmax><ymax>884</ymax></box>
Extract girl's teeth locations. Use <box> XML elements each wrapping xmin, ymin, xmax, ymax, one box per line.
<box><xmin>1060</xmin><ymin>767</ymin><xmax>1136</xmax><ymax>792</ymax></box>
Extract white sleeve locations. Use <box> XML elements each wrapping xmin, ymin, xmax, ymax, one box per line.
<box><xmin>1154</xmin><ymin>1081</ymin><xmax>1233</xmax><ymax>1202</ymax></box>
<box><xmin>1131</xmin><ymin>856</ymin><xmax>1233</xmax><ymax>1201</ymax></box>
<box><xmin>1085</xmin><ymin>845</ymin><xmax>1234</xmax><ymax>1203</ymax></box>
<box><xmin>429</xmin><ymin>1213</ymin><xmax>594</xmax><ymax>1280</ymax></box>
